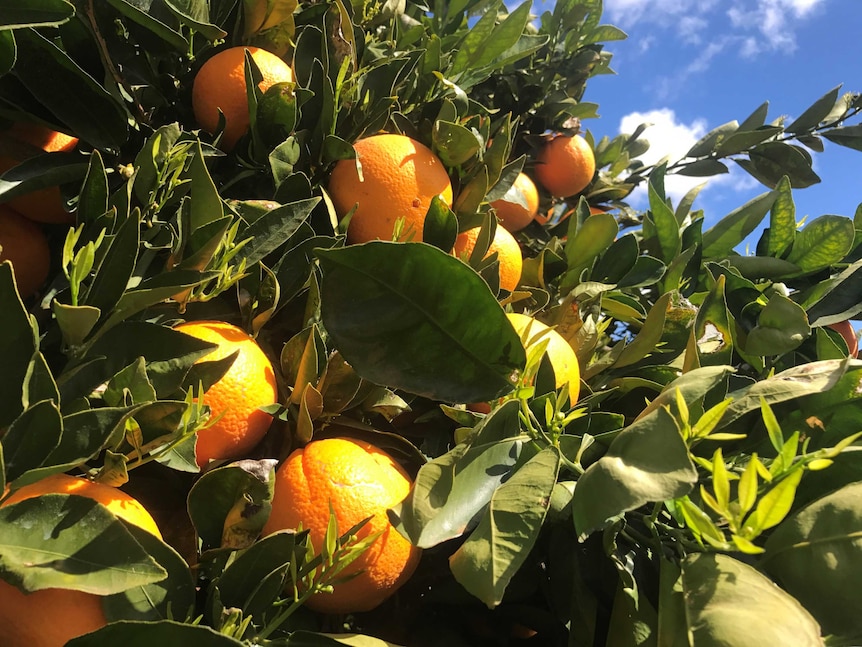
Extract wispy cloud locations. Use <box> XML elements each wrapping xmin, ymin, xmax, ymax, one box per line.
<box><xmin>604</xmin><ymin>0</ymin><xmax>827</xmax><ymax>62</ymax></box>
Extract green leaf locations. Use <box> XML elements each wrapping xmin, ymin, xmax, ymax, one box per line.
<box><xmin>450</xmin><ymin>1</ymin><xmax>530</xmax><ymax>77</ymax></box>
<box><xmin>805</xmin><ymin>258</ymin><xmax>862</xmax><ymax>325</ymax></box>
<box><xmin>0</xmin><ymin>494</ymin><xmax>166</xmax><ymax>594</ymax></box>
<box><xmin>433</xmin><ymin>120</ymin><xmax>481</xmax><ymax>167</ymax></box>
<box><xmin>422</xmin><ymin>195</ymin><xmax>459</xmax><ymax>252</ymax></box>
<box><xmin>0</xmin><ymin>30</ymin><xmax>14</xmax><ymax>76</ymax></box>
<box><xmin>785</xmin><ymin>215</ymin><xmax>855</xmax><ymax>273</ymax></box>
<box><xmin>743</xmin><ymin>468</ymin><xmax>803</xmax><ymax>536</ymax></box>
<box><xmin>0</xmin><ymin>263</ymin><xmax>38</xmax><ymax>428</ymax></box>
<box><xmin>680</xmin><ymin>553</ymin><xmax>822</xmax><ymax>646</ymax></box>
<box><xmin>23</xmin><ymin>350</ymin><xmax>60</xmax><ymax>407</ymax></box>
<box><xmin>646</xmin><ymin>179</ymin><xmax>681</xmax><ymax>262</ymax></box>
<box><xmin>763</xmin><ymin>481</ymin><xmax>862</xmax><ymax>636</ymax></box>
<box><xmin>561</xmin><ymin>210</ymin><xmax>618</xmax><ymax>289</ymax></box>
<box><xmin>0</xmin><ymin>0</ymin><xmax>75</xmax><ymax>29</ymax></box>
<box><xmin>103</xmin><ymin>524</ymin><xmax>195</xmax><ymax>623</ymax></box>
<box><xmin>187</xmin><ymin>459</ymin><xmax>277</xmax><ymax>550</ymax></box>
<box><xmin>104</xmin><ymin>0</ymin><xmax>188</xmax><ymax>52</ymax></box>
<box><xmin>572</xmin><ymin>407</ymin><xmax>697</xmax><ymax>539</ymax></box>
<box><xmin>686</xmin><ymin>121</ymin><xmax>738</xmax><ymax>157</ymax></box>
<box><xmin>822</xmin><ymin>123</ymin><xmax>862</xmax><ymax>152</ymax></box>
<box><xmin>52</xmin><ymin>302</ymin><xmax>101</xmax><ymax>349</ymax></box>
<box><xmin>188</xmin><ymin>141</ymin><xmax>224</xmax><ymax>231</ymax></box>
<box><xmin>738</xmin><ymin>142</ymin><xmax>821</xmax><ymax>189</ymax></box>
<box><xmin>692</xmin><ymin>274</ymin><xmax>734</xmax><ymax>367</ymax></box>
<box><xmin>316</xmin><ymin>242</ymin><xmax>525</xmax><ymax>403</ymax></box>
<box><xmin>766</xmin><ymin>176</ymin><xmax>796</xmax><ymax>258</ymax></box>
<box><xmin>614</xmin><ymin>292</ymin><xmax>671</xmax><ymax>369</ymax></box>
<box><xmin>718</xmin><ymin>359</ymin><xmax>848</xmax><ymax>429</ymax></box>
<box><xmin>217</xmin><ymin>531</ymin><xmax>303</xmax><ymax>620</ymax></box>
<box><xmin>745</xmin><ymin>293</ymin><xmax>810</xmax><ymax>356</ymax></box>
<box><xmin>12</xmin><ymin>29</ymin><xmax>128</xmax><ymax>151</ymax></box>
<box><xmin>83</xmin><ymin>211</ymin><xmax>140</xmax><ymax>318</ymax></box>
<box><xmin>391</xmin><ymin>400</ymin><xmax>527</xmax><ymax>548</ymax></box>
<box><xmin>66</xmin><ymin>620</ymin><xmax>246</xmax><ymax>646</ymax></box>
<box><xmin>77</xmin><ymin>150</ymin><xmax>109</xmax><ymax>225</ymax></box>
<box><xmin>785</xmin><ymin>85</ymin><xmax>842</xmax><ymax>134</ymax></box>
<box><xmin>702</xmin><ymin>191</ymin><xmax>776</xmax><ymax>258</ymax></box>
<box><xmin>1</xmin><ymin>400</ymin><xmax>62</xmax><ymax>483</ymax></box>
<box><xmin>449</xmin><ymin>446</ymin><xmax>560</xmax><ymax>608</ymax></box>
<box><xmin>41</xmin><ymin>406</ymin><xmax>137</xmax><ymax>472</ymax></box>
<box><xmin>234</xmin><ymin>198</ymin><xmax>319</xmax><ymax>267</ymax></box>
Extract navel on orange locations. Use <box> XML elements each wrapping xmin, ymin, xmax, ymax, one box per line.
<box><xmin>327</xmin><ymin>134</ymin><xmax>453</xmax><ymax>244</ymax></box>
<box><xmin>262</xmin><ymin>437</ymin><xmax>421</xmax><ymax>614</ymax></box>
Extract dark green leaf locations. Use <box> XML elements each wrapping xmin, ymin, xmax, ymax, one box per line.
<box><xmin>823</xmin><ymin>124</ymin><xmax>862</xmax><ymax>152</ymax></box>
<box><xmin>235</xmin><ymin>198</ymin><xmax>319</xmax><ymax>266</ymax></box>
<box><xmin>450</xmin><ymin>446</ymin><xmax>560</xmax><ymax>608</ymax></box>
<box><xmin>785</xmin><ymin>215</ymin><xmax>855</xmax><ymax>273</ymax></box>
<box><xmin>714</xmin><ymin>126</ymin><xmax>783</xmax><ymax>156</ymax></box>
<box><xmin>646</xmin><ymin>180</ymin><xmax>681</xmax><ymax>262</ymax></box>
<box><xmin>187</xmin><ymin>459</ymin><xmax>277</xmax><ymax>550</ymax></box>
<box><xmin>1</xmin><ymin>400</ymin><xmax>62</xmax><ymax>482</ymax></box>
<box><xmin>675</xmin><ymin>159</ymin><xmax>729</xmax><ymax>177</ymax></box>
<box><xmin>0</xmin><ymin>494</ymin><xmax>166</xmax><ymax>594</ymax></box>
<box><xmin>422</xmin><ymin>195</ymin><xmax>459</xmax><ymax>252</ymax></box>
<box><xmin>77</xmin><ymin>150</ymin><xmax>109</xmax><ymax>224</ymax></box>
<box><xmin>739</xmin><ymin>141</ymin><xmax>821</xmax><ymax>189</ymax></box>
<box><xmin>66</xmin><ymin>620</ymin><xmax>246</xmax><ymax>646</ymax></box>
<box><xmin>391</xmin><ymin>401</ymin><xmax>527</xmax><ymax>548</ymax></box>
<box><xmin>785</xmin><ymin>85</ymin><xmax>842</xmax><ymax>134</ymax></box>
<box><xmin>686</xmin><ymin>121</ymin><xmax>738</xmax><ymax>158</ymax></box>
<box><xmin>433</xmin><ymin>120</ymin><xmax>481</xmax><ymax>167</ymax></box>
<box><xmin>766</xmin><ymin>176</ymin><xmax>796</xmax><ymax>258</ymax></box>
<box><xmin>0</xmin><ymin>262</ymin><xmax>37</xmax><ymax>428</ymax></box>
<box><xmin>103</xmin><ymin>524</ymin><xmax>195</xmax><ymax>623</ymax></box>
<box><xmin>745</xmin><ymin>294</ymin><xmax>810</xmax><ymax>356</ymax></box>
<box><xmin>0</xmin><ymin>30</ymin><xmax>14</xmax><ymax>76</ymax></box>
<box><xmin>316</xmin><ymin>242</ymin><xmax>525</xmax><ymax>403</ymax></box>
<box><xmin>83</xmin><ymin>210</ymin><xmax>140</xmax><ymax>318</ymax></box>
<box><xmin>572</xmin><ymin>407</ymin><xmax>697</xmax><ymax>539</ymax></box>
<box><xmin>680</xmin><ymin>553</ymin><xmax>821</xmax><ymax>646</ymax></box>
<box><xmin>188</xmin><ymin>141</ymin><xmax>224</xmax><ymax>231</ymax></box>
<box><xmin>614</xmin><ymin>292</ymin><xmax>671</xmax><ymax>369</ymax></box>
<box><xmin>0</xmin><ymin>151</ymin><xmax>87</xmax><ymax>202</ymax></box>
<box><xmin>763</xmin><ymin>481</ymin><xmax>862</xmax><ymax>636</ymax></box>
<box><xmin>0</xmin><ymin>0</ymin><xmax>75</xmax><ymax>29</ymax></box>
<box><xmin>702</xmin><ymin>191</ymin><xmax>776</xmax><ymax>258</ymax></box>
<box><xmin>12</xmin><ymin>29</ymin><xmax>128</xmax><ymax>151</ymax></box>
<box><xmin>42</xmin><ymin>406</ymin><xmax>137</xmax><ymax>470</ymax></box>
<box><xmin>104</xmin><ymin>0</ymin><xmax>188</xmax><ymax>51</ymax></box>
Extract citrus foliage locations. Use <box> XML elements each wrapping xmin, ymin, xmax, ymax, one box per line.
<box><xmin>1</xmin><ymin>1</ymin><xmax>862</xmax><ymax>646</ymax></box>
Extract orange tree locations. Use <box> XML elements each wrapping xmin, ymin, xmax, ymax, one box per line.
<box><xmin>2</xmin><ymin>1</ymin><xmax>862</xmax><ymax>645</ymax></box>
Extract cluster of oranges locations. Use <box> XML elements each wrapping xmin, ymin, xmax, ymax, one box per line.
<box><xmin>0</xmin><ymin>44</ymin><xmax>599</xmax><ymax>646</ymax></box>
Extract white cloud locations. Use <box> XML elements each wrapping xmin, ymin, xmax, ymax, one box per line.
<box><xmin>617</xmin><ymin>109</ymin><xmax>757</xmax><ymax>206</ymax></box>
<box><xmin>605</xmin><ymin>0</ymin><xmax>826</xmax><ymax>67</ymax></box>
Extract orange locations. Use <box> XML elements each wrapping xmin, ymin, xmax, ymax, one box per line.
<box><xmin>453</xmin><ymin>225</ymin><xmax>523</xmax><ymax>293</ymax></box>
<box><xmin>173</xmin><ymin>320</ymin><xmax>278</xmax><ymax>467</ymax></box>
<box><xmin>327</xmin><ymin>134</ymin><xmax>453</xmax><ymax>244</ymax></box>
<box><xmin>0</xmin><ymin>473</ymin><xmax>161</xmax><ymax>647</ymax></box>
<box><xmin>0</xmin><ymin>122</ymin><xmax>78</xmax><ymax>224</ymax></box>
<box><xmin>491</xmin><ymin>172</ymin><xmax>539</xmax><ymax>232</ymax></box>
<box><xmin>0</xmin><ymin>205</ymin><xmax>50</xmax><ymax>299</ymax></box>
<box><xmin>262</xmin><ymin>437</ymin><xmax>421</xmax><ymax>614</ymax></box>
<box><xmin>507</xmin><ymin>312</ymin><xmax>581</xmax><ymax>405</ymax></box>
<box><xmin>827</xmin><ymin>320</ymin><xmax>858</xmax><ymax>356</ymax></box>
<box><xmin>192</xmin><ymin>46</ymin><xmax>294</xmax><ymax>150</ymax></box>
<box><xmin>534</xmin><ymin>134</ymin><xmax>596</xmax><ymax>198</ymax></box>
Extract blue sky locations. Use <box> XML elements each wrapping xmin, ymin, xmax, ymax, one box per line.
<box><xmin>526</xmin><ymin>0</ymin><xmax>862</xmax><ymax>251</ymax></box>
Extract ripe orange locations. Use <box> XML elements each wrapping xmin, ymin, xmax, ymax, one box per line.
<box><xmin>0</xmin><ymin>122</ymin><xmax>78</xmax><ymax>224</ymax></box>
<box><xmin>262</xmin><ymin>437</ymin><xmax>421</xmax><ymax>614</ymax></box>
<box><xmin>0</xmin><ymin>473</ymin><xmax>161</xmax><ymax>647</ymax></box>
<box><xmin>534</xmin><ymin>134</ymin><xmax>596</xmax><ymax>198</ymax></box>
<box><xmin>507</xmin><ymin>312</ymin><xmax>580</xmax><ymax>404</ymax></box>
<box><xmin>327</xmin><ymin>134</ymin><xmax>453</xmax><ymax>244</ymax></box>
<box><xmin>491</xmin><ymin>172</ymin><xmax>539</xmax><ymax>232</ymax></box>
<box><xmin>173</xmin><ymin>320</ymin><xmax>278</xmax><ymax>467</ymax></box>
<box><xmin>453</xmin><ymin>225</ymin><xmax>523</xmax><ymax>293</ymax></box>
<box><xmin>0</xmin><ymin>205</ymin><xmax>50</xmax><ymax>299</ymax></box>
<box><xmin>827</xmin><ymin>320</ymin><xmax>858</xmax><ymax>356</ymax></box>
<box><xmin>192</xmin><ymin>46</ymin><xmax>294</xmax><ymax>150</ymax></box>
